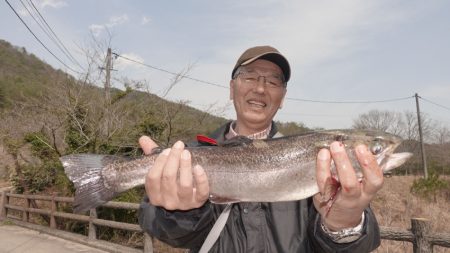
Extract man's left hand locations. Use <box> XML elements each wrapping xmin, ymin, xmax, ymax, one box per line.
<box><xmin>314</xmin><ymin>141</ymin><xmax>384</xmax><ymax>231</ymax></box>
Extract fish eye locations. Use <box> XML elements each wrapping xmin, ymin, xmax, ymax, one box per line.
<box><xmin>370</xmin><ymin>142</ymin><xmax>383</xmax><ymax>155</ymax></box>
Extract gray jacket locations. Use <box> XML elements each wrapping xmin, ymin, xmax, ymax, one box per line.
<box><xmin>138</xmin><ymin>121</ymin><xmax>381</xmax><ymax>252</ymax></box>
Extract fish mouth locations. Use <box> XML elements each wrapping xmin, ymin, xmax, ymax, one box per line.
<box><xmin>381</xmin><ymin>152</ymin><xmax>413</xmax><ymax>173</ymax></box>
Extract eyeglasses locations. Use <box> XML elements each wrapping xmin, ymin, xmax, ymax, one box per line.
<box><xmin>236</xmin><ymin>69</ymin><xmax>285</xmax><ymax>89</ymax></box>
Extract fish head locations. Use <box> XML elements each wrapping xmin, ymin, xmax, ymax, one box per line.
<box><xmin>324</xmin><ymin>130</ymin><xmax>413</xmax><ymax>174</ymax></box>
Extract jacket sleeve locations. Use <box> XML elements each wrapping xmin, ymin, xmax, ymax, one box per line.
<box><xmin>138</xmin><ymin>197</ymin><xmax>214</xmax><ymax>248</ymax></box>
<box><xmin>308</xmin><ymin>207</ymin><xmax>381</xmax><ymax>253</ymax></box>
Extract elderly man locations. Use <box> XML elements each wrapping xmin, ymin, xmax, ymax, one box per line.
<box><xmin>138</xmin><ymin>46</ymin><xmax>382</xmax><ymax>252</ymax></box>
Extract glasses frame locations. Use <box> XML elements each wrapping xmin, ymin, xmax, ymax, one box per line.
<box><xmin>234</xmin><ymin>67</ymin><xmax>286</xmax><ymax>89</ymax></box>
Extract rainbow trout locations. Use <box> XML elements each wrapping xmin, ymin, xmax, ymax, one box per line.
<box><xmin>60</xmin><ymin>130</ymin><xmax>412</xmax><ymax>213</ymax></box>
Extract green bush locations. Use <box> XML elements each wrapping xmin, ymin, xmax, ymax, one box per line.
<box><xmin>11</xmin><ymin>164</ymin><xmax>53</xmax><ymax>193</ymax></box>
<box><xmin>24</xmin><ymin>132</ymin><xmax>57</xmax><ymax>160</ymax></box>
<box><xmin>10</xmin><ymin>132</ymin><xmax>73</xmax><ymax>194</ymax></box>
<box><xmin>410</xmin><ymin>172</ymin><xmax>449</xmax><ymax>201</ymax></box>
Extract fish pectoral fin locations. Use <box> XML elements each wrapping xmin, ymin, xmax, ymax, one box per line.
<box><xmin>209</xmin><ymin>195</ymin><xmax>240</xmax><ymax>204</ymax></box>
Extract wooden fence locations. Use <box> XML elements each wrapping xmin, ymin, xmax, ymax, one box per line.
<box><xmin>0</xmin><ymin>190</ymin><xmax>152</xmax><ymax>253</ymax></box>
<box><xmin>1</xmin><ymin>190</ymin><xmax>450</xmax><ymax>253</ymax></box>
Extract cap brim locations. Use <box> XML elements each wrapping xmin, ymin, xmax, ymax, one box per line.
<box><xmin>240</xmin><ymin>52</ymin><xmax>291</xmax><ymax>82</ymax></box>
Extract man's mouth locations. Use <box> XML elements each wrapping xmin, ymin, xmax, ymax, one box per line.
<box><xmin>247</xmin><ymin>100</ymin><xmax>266</xmax><ymax>108</ymax></box>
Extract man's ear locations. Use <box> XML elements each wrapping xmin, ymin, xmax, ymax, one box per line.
<box><xmin>229</xmin><ymin>79</ymin><xmax>235</xmax><ymax>100</ymax></box>
<box><xmin>279</xmin><ymin>88</ymin><xmax>287</xmax><ymax>108</ymax></box>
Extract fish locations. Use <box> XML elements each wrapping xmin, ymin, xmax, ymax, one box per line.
<box><xmin>60</xmin><ymin>129</ymin><xmax>412</xmax><ymax>213</ymax></box>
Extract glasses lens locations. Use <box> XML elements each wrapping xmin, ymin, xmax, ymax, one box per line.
<box><xmin>239</xmin><ymin>70</ymin><xmax>284</xmax><ymax>88</ymax></box>
<box><xmin>266</xmin><ymin>76</ymin><xmax>283</xmax><ymax>88</ymax></box>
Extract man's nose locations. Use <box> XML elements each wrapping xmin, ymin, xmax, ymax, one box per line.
<box><xmin>254</xmin><ymin>76</ymin><xmax>267</xmax><ymax>92</ymax></box>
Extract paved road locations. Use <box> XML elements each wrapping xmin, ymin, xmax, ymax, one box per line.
<box><xmin>0</xmin><ymin>224</ymin><xmax>107</xmax><ymax>253</ymax></box>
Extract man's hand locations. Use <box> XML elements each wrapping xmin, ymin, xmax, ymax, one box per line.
<box><xmin>139</xmin><ymin>136</ymin><xmax>210</xmax><ymax>211</ymax></box>
<box><xmin>314</xmin><ymin>141</ymin><xmax>384</xmax><ymax>231</ymax></box>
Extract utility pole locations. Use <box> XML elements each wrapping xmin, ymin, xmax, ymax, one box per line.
<box><xmin>101</xmin><ymin>48</ymin><xmax>113</xmax><ymax>138</ymax></box>
<box><xmin>104</xmin><ymin>48</ymin><xmax>112</xmax><ymax>105</ymax></box>
<box><xmin>415</xmin><ymin>93</ymin><xmax>428</xmax><ymax>178</ymax></box>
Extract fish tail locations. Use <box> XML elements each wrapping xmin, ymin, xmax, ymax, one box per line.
<box><xmin>60</xmin><ymin>154</ymin><xmax>121</xmax><ymax>213</ymax></box>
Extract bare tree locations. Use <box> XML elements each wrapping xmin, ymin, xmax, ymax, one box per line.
<box><xmin>403</xmin><ymin>111</ymin><xmax>419</xmax><ymax>141</ymax></box>
<box><xmin>352</xmin><ymin>110</ymin><xmax>405</xmax><ymax>136</ymax></box>
<box><xmin>353</xmin><ymin>109</ymin><xmax>441</xmax><ymax>144</ymax></box>
<box><xmin>433</xmin><ymin>123</ymin><xmax>450</xmax><ymax>144</ymax></box>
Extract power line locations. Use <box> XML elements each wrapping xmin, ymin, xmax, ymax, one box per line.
<box><xmin>112</xmin><ymin>52</ymin><xmax>229</xmax><ymax>89</ymax></box>
<box><xmin>113</xmin><ymin>53</ymin><xmax>418</xmax><ymax>104</ymax></box>
<box><xmin>284</xmin><ymin>96</ymin><xmax>414</xmax><ymax>104</ymax></box>
<box><xmin>419</xmin><ymin>96</ymin><xmax>450</xmax><ymax>112</ymax></box>
<box><xmin>18</xmin><ymin>0</ymin><xmax>80</xmax><ymax>69</ymax></box>
<box><xmin>4</xmin><ymin>0</ymin><xmax>81</xmax><ymax>75</ymax></box>
<box><xmin>26</xmin><ymin>0</ymin><xmax>84</xmax><ymax>70</ymax></box>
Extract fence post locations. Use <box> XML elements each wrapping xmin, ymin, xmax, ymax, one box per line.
<box><xmin>50</xmin><ymin>193</ymin><xmax>57</xmax><ymax>229</ymax></box>
<box><xmin>143</xmin><ymin>232</ymin><xmax>154</xmax><ymax>253</ymax></box>
<box><xmin>0</xmin><ymin>190</ymin><xmax>9</xmax><ymax>220</ymax></box>
<box><xmin>88</xmin><ymin>208</ymin><xmax>97</xmax><ymax>240</ymax></box>
<box><xmin>412</xmin><ymin>218</ymin><xmax>433</xmax><ymax>253</ymax></box>
<box><xmin>23</xmin><ymin>197</ymin><xmax>30</xmax><ymax>222</ymax></box>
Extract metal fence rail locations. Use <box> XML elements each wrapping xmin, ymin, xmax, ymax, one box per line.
<box><xmin>1</xmin><ymin>190</ymin><xmax>450</xmax><ymax>253</ymax></box>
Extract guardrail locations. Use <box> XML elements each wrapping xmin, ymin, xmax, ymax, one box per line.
<box><xmin>0</xmin><ymin>190</ymin><xmax>153</xmax><ymax>253</ymax></box>
<box><xmin>1</xmin><ymin>190</ymin><xmax>450</xmax><ymax>253</ymax></box>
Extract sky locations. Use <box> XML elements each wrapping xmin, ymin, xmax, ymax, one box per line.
<box><xmin>1</xmin><ymin>0</ymin><xmax>450</xmax><ymax>130</ymax></box>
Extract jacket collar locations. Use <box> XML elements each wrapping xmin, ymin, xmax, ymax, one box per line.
<box><xmin>209</xmin><ymin>121</ymin><xmax>279</xmax><ymax>145</ymax></box>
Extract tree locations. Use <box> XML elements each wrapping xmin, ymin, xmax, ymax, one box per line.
<box><xmin>433</xmin><ymin>124</ymin><xmax>450</xmax><ymax>144</ymax></box>
<box><xmin>352</xmin><ymin>110</ymin><xmax>442</xmax><ymax>144</ymax></box>
<box><xmin>352</xmin><ymin>110</ymin><xmax>405</xmax><ymax>136</ymax></box>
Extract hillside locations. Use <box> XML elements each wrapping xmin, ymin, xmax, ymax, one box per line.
<box><xmin>0</xmin><ymin>39</ymin><xmax>226</xmax><ymax>183</ymax></box>
<box><xmin>394</xmin><ymin>140</ymin><xmax>450</xmax><ymax>176</ymax></box>
<box><xmin>0</xmin><ymin>40</ymin><xmax>69</xmax><ymax>108</ymax></box>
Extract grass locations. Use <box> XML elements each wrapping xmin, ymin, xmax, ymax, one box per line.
<box><xmin>372</xmin><ymin>175</ymin><xmax>450</xmax><ymax>253</ymax></box>
<box><xmin>0</xmin><ymin>220</ymin><xmax>15</xmax><ymax>226</ymax></box>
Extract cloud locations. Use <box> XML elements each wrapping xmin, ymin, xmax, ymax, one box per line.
<box><xmin>17</xmin><ymin>0</ymin><xmax>67</xmax><ymax>17</ymax></box>
<box><xmin>88</xmin><ymin>24</ymin><xmax>105</xmax><ymax>37</ymax></box>
<box><xmin>141</xmin><ymin>16</ymin><xmax>151</xmax><ymax>25</ymax></box>
<box><xmin>107</xmin><ymin>14</ymin><xmax>129</xmax><ymax>27</ymax></box>
<box><xmin>88</xmin><ymin>14</ymin><xmax>129</xmax><ymax>37</ymax></box>
<box><xmin>213</xmin><ymin>1</ymin><xmax>413</xmax><ymax>73</ymax></box>
<box><xmin>39</xmin><ymin>0</ymin><xmax>67</xmax><ymax>9</ymax></box>
<box><xmin>17</xmin><ymin>8</ymin><xmax>29</xmax><ymax>17</ymax></box>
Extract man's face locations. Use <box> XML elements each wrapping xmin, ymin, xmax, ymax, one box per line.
<box><xmin>230</xmin><ymin>59</ymin><xmax>287</xmax><ymax>129</ymax></box>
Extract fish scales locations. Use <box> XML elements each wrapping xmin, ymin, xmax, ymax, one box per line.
<box><xmin>60</xmin><ymin>130</ymin><xmax>412</xmax><ymax>213</ymax></box>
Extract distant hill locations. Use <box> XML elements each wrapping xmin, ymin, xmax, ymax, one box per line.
<box><xmin>0</xmin><ymin>40</ymin><xmax>68</xmax><ymax>108</ymax></box>
<box><xmin>0</xmin><ymin>39</ymin><xmax>230</xmax><ymax>139</ymax></box>
<box><xmin>397</xmin><ymin>140</ymin><xmax>450</xmax><ymax>175</ymax></box>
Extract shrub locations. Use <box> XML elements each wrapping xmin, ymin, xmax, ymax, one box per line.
<box><xmin>410</xmin><ymin>172</ymin><xmax>449</xmax><ymax>201</ymax></box>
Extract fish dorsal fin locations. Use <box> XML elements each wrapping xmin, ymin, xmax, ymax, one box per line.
<box><xmin>220</xmin><ymin>136</ymin><xmax>253</xmax><ymax>147</ymax></box>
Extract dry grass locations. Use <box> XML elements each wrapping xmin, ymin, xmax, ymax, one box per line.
<box><xmin>372</xmin><ymin>175</ymin><xmax>450</xmax><ymax>253</ymax></box>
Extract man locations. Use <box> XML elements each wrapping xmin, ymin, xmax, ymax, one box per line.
<box><xmin>138</xmin><ymin>46</ymin><xmax>382</xmax><ymax>252</ymax></box>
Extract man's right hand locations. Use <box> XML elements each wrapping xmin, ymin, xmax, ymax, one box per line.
<box><xmin>139</xmin><ymin>136</ymin><xmax>210</xmax><ymax>211</ymax></box>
